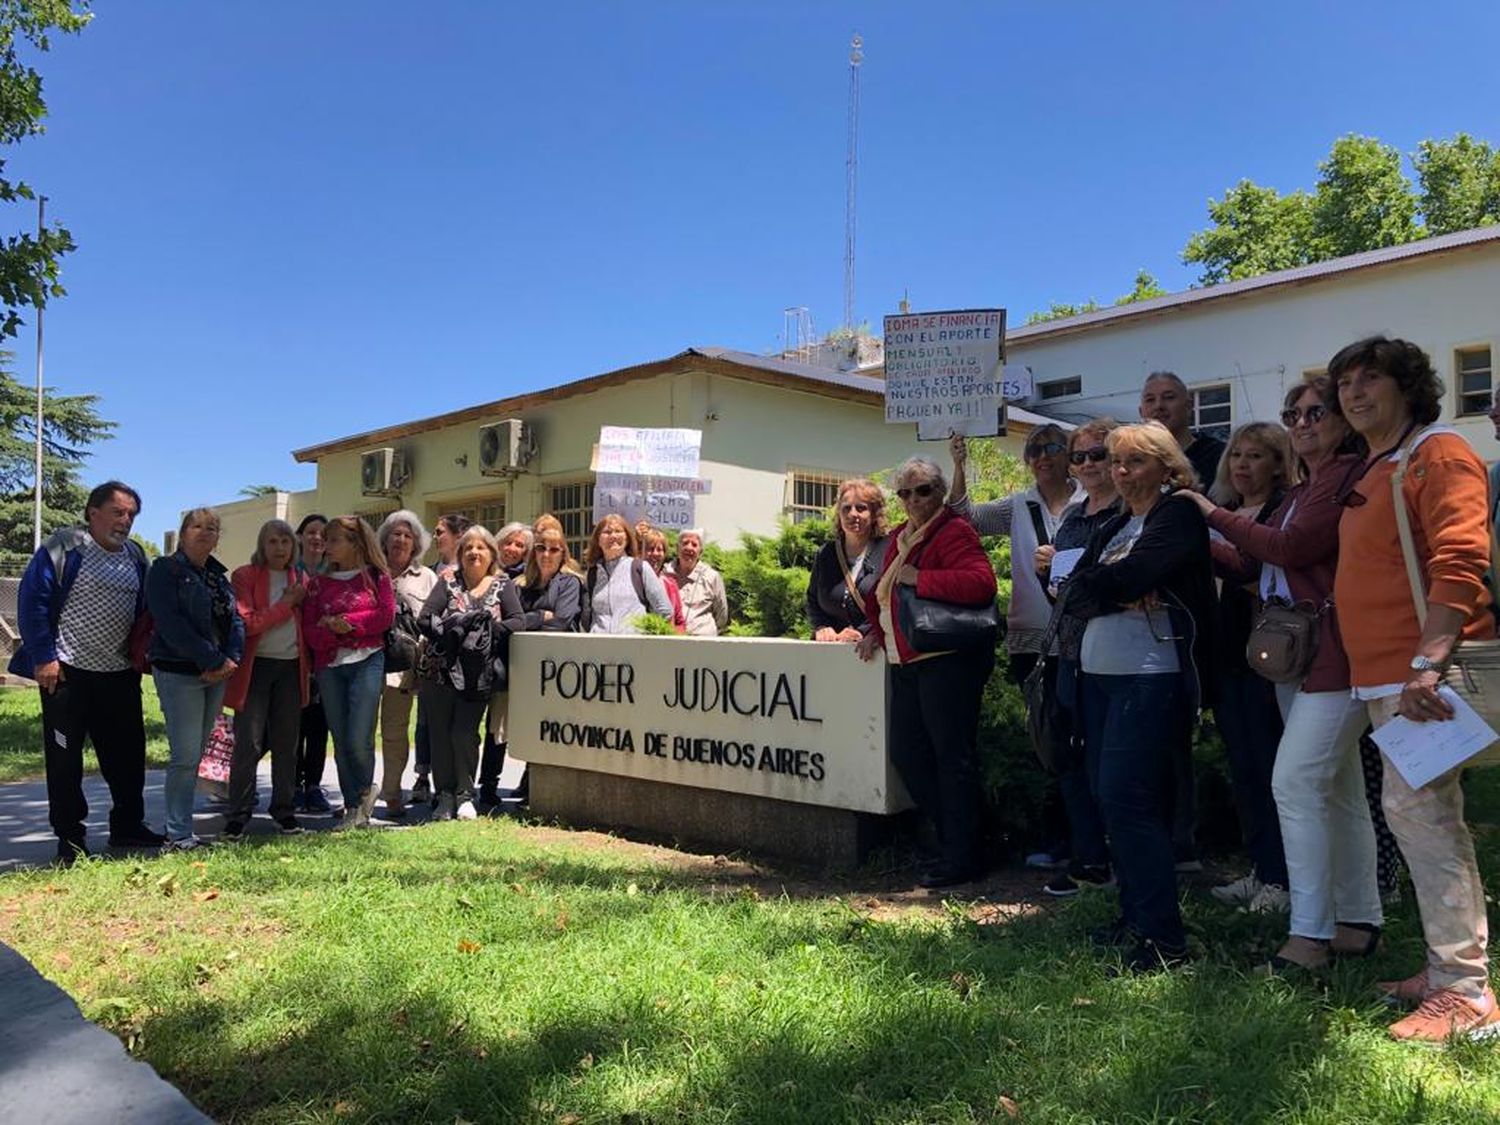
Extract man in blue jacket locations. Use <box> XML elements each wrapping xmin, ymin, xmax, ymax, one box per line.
<box><xmin>9</xmin><ymin>481</ymin><xmax>163</xmax><ymax>863</ymax></box>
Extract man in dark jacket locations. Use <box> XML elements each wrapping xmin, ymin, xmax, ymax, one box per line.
<box><xmin>10</xmin><ymin>481</ymin><xmax>163</xmax><ymax>863</ymax></box>
<box><xmin>1139</xmin><ymin>371</ymin><xmax>1226</xmax><ymax>493</ymax></box>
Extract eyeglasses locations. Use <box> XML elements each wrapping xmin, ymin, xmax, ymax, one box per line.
<box><xmin>1280</xmin><ymin>404</ymin><xmax>1327</xmax><ymax>427</ymax></box>
<box><xmin>1026</xmin><ymin>441</ymin><xmax>1067</xmax><ymax>458</ymax></box>
<box><xmin>896</xmin><ymin>483</ymin><xmax>937</xmax><ymax>500</ymax></box>
<box><xmin>1069</xmin><ymin>448</ymin><xmax>1108</xmax><ymax>465</ymax></box>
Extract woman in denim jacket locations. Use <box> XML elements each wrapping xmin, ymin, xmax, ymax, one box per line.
<box><xmin>147</xmin><ymin>507</ymin><xmax>245</xmax><ymax>851</ymax></box>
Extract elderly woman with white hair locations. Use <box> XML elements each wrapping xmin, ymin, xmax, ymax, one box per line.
<box><xmin>375</xmin><ymin>509</ymin><xmax>438</xmax><ymax>817</ymax></box>
<box><xmin>857</xmin><ymin>457</ymin><xmax>998</xmax><ymax>889</ymax></box>
<box><xmin>496</xmin><ymin>522</ymin><xmax>533</xmax><ymax>581</ymax></box>
<box><xmin>222</xmin><ymin>519</ymin><xmax>311</xmax><ymax>838</ymax></box>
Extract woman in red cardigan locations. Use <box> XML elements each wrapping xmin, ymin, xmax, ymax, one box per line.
<box><xmin>858</xmin><ymin>456</ymin><xmax>998</xmax><ymax>889</ymax></box>
<box><xmin>223</xmin><ymin>519</ymin><xmax>311</xmax><ymax>838</ymax></box>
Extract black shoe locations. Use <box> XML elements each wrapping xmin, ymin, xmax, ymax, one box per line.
<box><xmin>1044</xmin><ymin>873</ymin><xmax>1080</xmax><ymax>898</ymax></box>
<box><xmin>410</xmin><ymin>775</ymin><xmax>432</xmax><ymax>805</ymax></box>
<box><xmin>1089</xmin><ymin>916</ymin><xmax>1136</xmax><ymax>948</ymax></box>
<box><xmin>1112</xmin><ymin>938</ymin><xmax>1190</xmax><ymax>975</ymax></box>
<box><xmin>477</xmin><ymin>786</ymin><xmax>499</xmax><ymax>808</ymax></box>
<box><xmin>918</xmin><ymin>862</ymin><xmax>983</xmax><ymax>890</ymax></box>
<box><xmin>56</xmin><ymin>838</ymin><xmax>89</xmax><ymax>866</ymax></box>
<box><xmin>276</xmin><ymin>816</ymin><xmax>304</xmax><ymax>836</ymax></box>
<box><xmin>222</xmin><ymin>820</ymin><xmax>246</xmax><ymax>841</ymax></box>
<box><xmin>1073</xmin><ymin>863</ymin><xmax>1113</xmax><ymax>888</ymax></box>
<box><xmin>107</xmin><ymin>824</ymin><xmax>166</xmax><ymax>848</ymax></box>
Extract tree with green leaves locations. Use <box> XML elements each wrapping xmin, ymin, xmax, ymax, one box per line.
<box><xmin>1180</xmin><ymin>180</ymin><xmax>1317</xmax><ymax>285</ymax></box>
<box><xmin>0</xmin><ymin>360</ymin><xmax>114</xmax><ymax>553</ymax></box>
<box><xmin>1309</xmin><ymin>134</ymin><xmax>1419</xmax><ymax>258</ymax></box>
<box><xmin>238</xmin><ymin>484</ymin><xmax>281</xmax><ymax>498</ymax></box>
<box><xmin>1414</xmin><ymin>132</ymin><xmax>1500</xmax><ymax>235</ymax></box>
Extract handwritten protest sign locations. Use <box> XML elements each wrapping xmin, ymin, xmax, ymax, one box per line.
<box><xmin>592</xmin><ymin>428</ymin><xmax>706</xmax><ymax>530</ymax></box>
<box><xmin>884</xmin><ymin>309</ymin><xmax>1007</xmax><ymax>438</ymax></box>
<box><xmin>594</xmin><ymin>426</ymin><xmax>702</xmax><ymax>478</ymax></box>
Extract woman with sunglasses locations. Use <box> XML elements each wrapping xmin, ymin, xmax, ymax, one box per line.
<box><xmin>1031</xmin><ymin>417</ymin><xmax>1121</xmax><ymax>897</ymax></box>
<box><xmin>1063</xmin><ymin>422</ymin><xmax>1216</xmax><ymax>972</ymax></box>
<box><xmin>1328</xmin><ymin>337</ymin><xmax>1496</xmax><ymax>1042</ymax></box>
<box><xmin>857</xmin><ymin>458</ymin><xmax>998</xmax><ymax>889</ymax></box>
<box><xmin>950</xmin><ymin>422</ymin><xmax>1082</xmax><ymax>868</ymax></box>
<box><xmin>1177</xmin><ymin>378</ymin><xmax>1380</xmax><ymax>975</ymax></box>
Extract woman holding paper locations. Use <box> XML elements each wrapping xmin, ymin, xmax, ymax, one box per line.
<box><xmin>1328</xmin><ymin>336</ymin><xmax>1497</xmax><ymax>1043</ymax></box>
<box><xmin>1031</xmin><ymin>417</ymin><xmax>1120</xmax><ymax>898</ymax></box>
<box><xmin>1178</xmin><ymin>379</ymin><xmax>1381</xmax><ymax>974</ymax></box>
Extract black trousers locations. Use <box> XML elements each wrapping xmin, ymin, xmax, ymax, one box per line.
<box><xmin>889</xmin><ymin>650</ymin><xmax>995</xmax><ymax>869</ymax></box>
<box><xmin>40</xmin><ymin>665</ymin><xmax>148</xmax><ymax>843</ymax></box>
<box><xmin>228</xmin><ymin>658</ymin><xmax>303</xmax><ymax>821</ymax></box>
<box><xmin>297</xmin><ymin>697</ymin><xmax>328</xmax><ymax>790</ymax></box>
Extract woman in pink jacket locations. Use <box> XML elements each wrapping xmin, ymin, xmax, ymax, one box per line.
<box><xmin>301</xmin><ymin>516</ymin><xmax>395</xmax><ymax>828</ymax></box>
<box><xmin>223</xmin><ymin>519</ymin><xmax>311</xmax><ymax>838</ymax></box>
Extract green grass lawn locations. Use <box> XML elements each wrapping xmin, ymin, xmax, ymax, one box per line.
<box><xmin>0</xmin><ymin>680</ymin><xmax>171</xmax><ymax>782</ymax></box>
<box><xmin>2</xmin><ymin>773</ymin><xmax>1500</xmax><ymax>1124</ymax></box>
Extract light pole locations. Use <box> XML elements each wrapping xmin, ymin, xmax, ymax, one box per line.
<box><xmin>31</xmin><ymin>195</ymin><xmax>45</xmax><ymax>550</ymax></box>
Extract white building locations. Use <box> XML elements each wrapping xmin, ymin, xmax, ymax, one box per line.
<box><xmin>1005</xmin><ymin>225</ymin><xmax>1500</xmax><ymax>456</ymax></box>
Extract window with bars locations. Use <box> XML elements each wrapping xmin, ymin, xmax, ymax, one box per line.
<box><xmin>1456</xmin><ymin>346</ymin><xmax>1493</xmax><ymax>417</ymax></box>
<box><xmin>1191</xmin><ymin>384</ymin><xmax>1232</xmax><ymax>443</ymax></box>
<box><xmin>785</xmin><ymin>467</ymin><xmax>852</xmax><ymax>524</ymax></box>
<box><xmin>443</xmin><ymin>498</ymin><xmax>508</xmax><ymax>534</ymax></box>
<box><xmin>546</xmin><ymin>480</ymin><xmax>596</xmax><ymax>559</ymax></box>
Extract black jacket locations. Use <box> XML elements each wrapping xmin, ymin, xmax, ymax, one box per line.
<box><xmin>519</xmin><ymin>572</ymin><xmax>583</xmax><ymax>632</ymax></box>
<box><xmin>806</xmin><ymin>535</ymin><xmax>889</xmax><ymax>634</ymax></box>
<box><xmin>1066</xmin><ymin>492</ymin><xmax>1218</xmax><ymax>709</ymax></box>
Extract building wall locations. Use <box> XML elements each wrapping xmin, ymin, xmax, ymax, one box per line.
<box><xmin>298</xmin><ymin>363</ymin><xmax>1034</xmax><ymax>556</ymax></box>
<box><xmin>1011</xmin><ymin>248</ymin><xmax>1500</xmax><ymax>459</ymax></box>
<box><xmin>196</xmin><ymin>489</ymin><xmax>319</xmax><ymax>571</ymax></box>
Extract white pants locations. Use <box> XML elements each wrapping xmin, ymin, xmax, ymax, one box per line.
<box><xmin>1272</xmin><ymin>684</ymin><xmax>1382</xmax><ymax>940</ymax></box>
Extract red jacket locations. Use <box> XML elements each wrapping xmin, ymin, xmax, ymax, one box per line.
<box><xmin>864</xmin><ymin>507</ymin><xmax>998</xmax><ymax>664</ymax></box>
<box><xmin>301</xmin><ymin>568</ymin><xmax>396</xmax><ymax>671</ymax></box>
<box><xmin>224</xmin><ymin>564</ymin><xmax>312</xmax><ymax>711</ymax></box>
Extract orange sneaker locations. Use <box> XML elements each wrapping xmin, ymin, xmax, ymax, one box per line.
<box><xmin>1376</xmin><ymin>968</ymin><xmax>1430</xmax><ymax>1007</ymax></box>
<box><xmin>1388</xmin><ymin>986</ymin><xmax>1500</xmax><ymax>1043</ymax></box>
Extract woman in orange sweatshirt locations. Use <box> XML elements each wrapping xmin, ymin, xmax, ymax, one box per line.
<box><xmin>1331</xmin><ymin>335</ymin><xmax>1497</xmax><ymax>1044</ymax></box>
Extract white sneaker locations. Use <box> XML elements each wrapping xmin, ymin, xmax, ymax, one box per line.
<box><xmin>434</xmin><ymin>793</ymin><xmax>456</xmax><ymax>821</ymax></box>
<box><xmin>1244</xmin><ymin>883</ymin><xmax>1291</xmax><ymax>914</ymax></box>
<box><xmin>456</xmin><ymin>800</ymin><xmax>478</xmax><ymax>821</ymax></box>
<box><xmin>1211</xmin><ymin>872</ymin><xmax>1263</xmax><ymax>906</ymax></box>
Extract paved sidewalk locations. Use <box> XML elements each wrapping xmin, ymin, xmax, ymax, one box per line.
<box><xmin>0</xmin><ymin>754</ymin><xmax>527</xmax><ymax>870</ymax></box>
<box><xmin>0</xmin><ymin>941</ymin><xmax>213</xmax><ymax>1124</ymax></box>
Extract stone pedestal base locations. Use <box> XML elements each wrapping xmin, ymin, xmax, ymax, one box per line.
<box><xmin>530</xmin><ymin>764</ymin><xmax>886</xmax><ymax>869</ymax></box>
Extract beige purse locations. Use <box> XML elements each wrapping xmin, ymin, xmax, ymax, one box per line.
<box><xmin>1391</xmin><ymin>433</ymin><xmax>1500</xmax><ymax>767</ymax></box>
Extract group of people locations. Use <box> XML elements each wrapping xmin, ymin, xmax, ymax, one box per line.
<box><xmin>11</xmin><ymin>502</ymin><xmax>732</xmax><ymax>857</ymax></box>
<box><xmin>802</xmin><ymin>337</ymin><xmax>1498</xmax><ymax>1043</ymax></box>
<box><xmin>11</xmin><ymin>334</ymin><xmax>1498</xmax><ymax>1043</ymax></box>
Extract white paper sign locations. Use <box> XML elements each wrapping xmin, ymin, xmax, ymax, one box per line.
<box><xmin>594</xmin><ymin>473</ymin><xmax>698</xmax><ymax>531</ymax></box>
<box><xmin>1048</xmin><ymin>547</ymin><xmax>1085</xmax><ymax>586</ymax></box>
<box><xmin>1370</xmin><ymin>686</ymin><xmax>1500</xmax><ymax>789</ymax></box>
<box><xmin>510</xmin><ymin>633</ymin><xmax>912</xmax><ymax>814</ymax></box>
<box><xmin>594</xmin><ymin>427</ymin><xmax>702</xmax><ymax>478</ymax></box>
<box><xmin>885</xmin><ymin>309</ymin><xmax>1006</xmax><ymax>436</ymax></box>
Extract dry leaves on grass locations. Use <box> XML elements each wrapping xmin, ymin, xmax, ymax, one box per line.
<box><xmin>191</xmin><ymin>888</ymin><xmax>220</xmax><ymax>903</ymax></box>
<box><xmin>457</xmin><ymin>939</ymin><xmax>482</xmax><ymax>954</ymax></box>
<box><xmin>997</xmin><ymin>1093</ymin><xmax>1021</xmax><ymax>1118</ymax></box>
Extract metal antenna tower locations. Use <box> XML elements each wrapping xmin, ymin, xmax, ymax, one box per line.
<box><xmin>843</xmin><ymin>33</ymin><xmax>862</xmax><ymax>332</ymax></box>
<box><xmin>783</xmin><ymin>306</ymin><xmax>815</xmax><ymax>363</ymax></box>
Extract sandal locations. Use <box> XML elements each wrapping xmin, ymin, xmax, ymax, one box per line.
<box><xmin>1267</xmin><ymin>936</ymin><xmax>1331</xmax><ymax>974</ymax></box>
<box><xmin>1330</xmin><ymin>922</ymin><xmax>1382</xmax><ymax>958</ymax></box>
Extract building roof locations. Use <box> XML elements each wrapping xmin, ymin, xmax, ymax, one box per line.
<box><xmin>1004</xmin><ymin>225</ymin><xmax>1500</xmax><ymax>345</ymax></box>
<box><xmin>292</xmin><ymin>346</ymin><xmax>1048</xmax><ymax>462</ymax></box>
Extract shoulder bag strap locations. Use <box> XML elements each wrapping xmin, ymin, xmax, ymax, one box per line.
<box><xmin>833</xmin><ymin>536</ymin><xmax>864</xmax><ymax>607</ymax></box>
<box><xmin>1026</xmin><ymin>500</ymin><xmax>1051</xmax><ymax>547</ymax></box>
<box><xmin>1391</xmin><ymin>432</ymin><xmax>1428</xmax><ymax>627</ymax></box>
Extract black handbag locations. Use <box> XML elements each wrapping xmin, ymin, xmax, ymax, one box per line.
<box><xmin>1024</xmin><ymin>586</ymin><xmax>1074</xmax><ymax>775</ymax></box>
<box><xmin>383</xmin><ymin>602</ymin><xmax>420</xmax><ymax>674</ymax></box>
<box><xmin>895</xmin><ymin>584</ymin><xmax>1001</xmax><ymax>652</ymax></box>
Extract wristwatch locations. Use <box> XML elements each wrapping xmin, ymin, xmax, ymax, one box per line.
<box><xmin>1409</xmin><ymin>655</ymin><xmax>1447</xmax><ymax>675</ymax></box>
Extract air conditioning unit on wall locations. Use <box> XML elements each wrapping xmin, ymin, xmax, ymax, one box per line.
<box><xmin>360</xmin><ymin>446</ymin><xmax>412</xmax><ymax>496</ymax></box>
<box><xmin>478</xmin><ymin>419</ymin><xmax>535</xmax><ymax>476</ymax></box>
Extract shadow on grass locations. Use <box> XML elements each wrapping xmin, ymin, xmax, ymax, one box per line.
<box><xmin>0</xmin><ymin>684</ymin><xmax>169</xmax><ymax>783</ymax></box>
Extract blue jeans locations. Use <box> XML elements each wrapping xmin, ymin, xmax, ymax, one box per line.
<box><xmin>317</xmin><ymin>652</ymin><xmax>386</xmax><ymax>808</ymax></box>
<box><xmin>1055</xmin><ymin>659</ymin><xmax>1108</xmax><ymax>869</ymax></box>
<box><xmin>1081</xmin><ymin>671</ymin><xmax>1189</xmax><ymax>949</ymax></box>
<box><xmin>153</xmin><ymin>670</ymin><xmax>227</xmax><ymax>840</ymax></box>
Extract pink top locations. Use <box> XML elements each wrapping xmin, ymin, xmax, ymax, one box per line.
<box><xmin>301</xmin><ymin>568</ymin><xmax>396</xmax><ymax>670</ymax></box>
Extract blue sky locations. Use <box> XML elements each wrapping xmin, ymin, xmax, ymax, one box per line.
<box><xmin>11</xmin><ymin>0</ymin><xmax>1499</xmax><ymax>543</ymax></box>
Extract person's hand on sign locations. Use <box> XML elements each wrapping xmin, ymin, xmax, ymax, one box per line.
<box><xmin>813</xmin><ymin>626</ymin><xmax>839</xmax><ymax>642</ymax></box>
<box><xmin>855</xmin><ymin>632</ymin><xmax>881</xmax><ymax>662</ymax></box>
<box><xmin>948</xmin><ymin>430</ymin><xmax>967</xmax><ymax>467</ymax></box>
<box><xmin>836</xmin><ymin>626</ymin><xmax>863</xmax><ymax>643</ymax></box>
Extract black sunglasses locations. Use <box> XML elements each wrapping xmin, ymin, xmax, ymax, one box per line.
<box><xmin>1026</xmin><ymin>440</ymin><xmax>1067</xmax><ymax>458</ymax></box>
<box><xmin>896</xmin><ymin>483</ymin><xmax>937</xmax><ymax>501</ymax></box>
<box><xmin>1280</xmin><ymin>404</ymin><xmax>1328</xmax><ymax>428</ymax></box>
<box><xmin>1069</xmin><ymin>448</ymin><xmax>1108</xmax><ymax>465</ymax></box>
